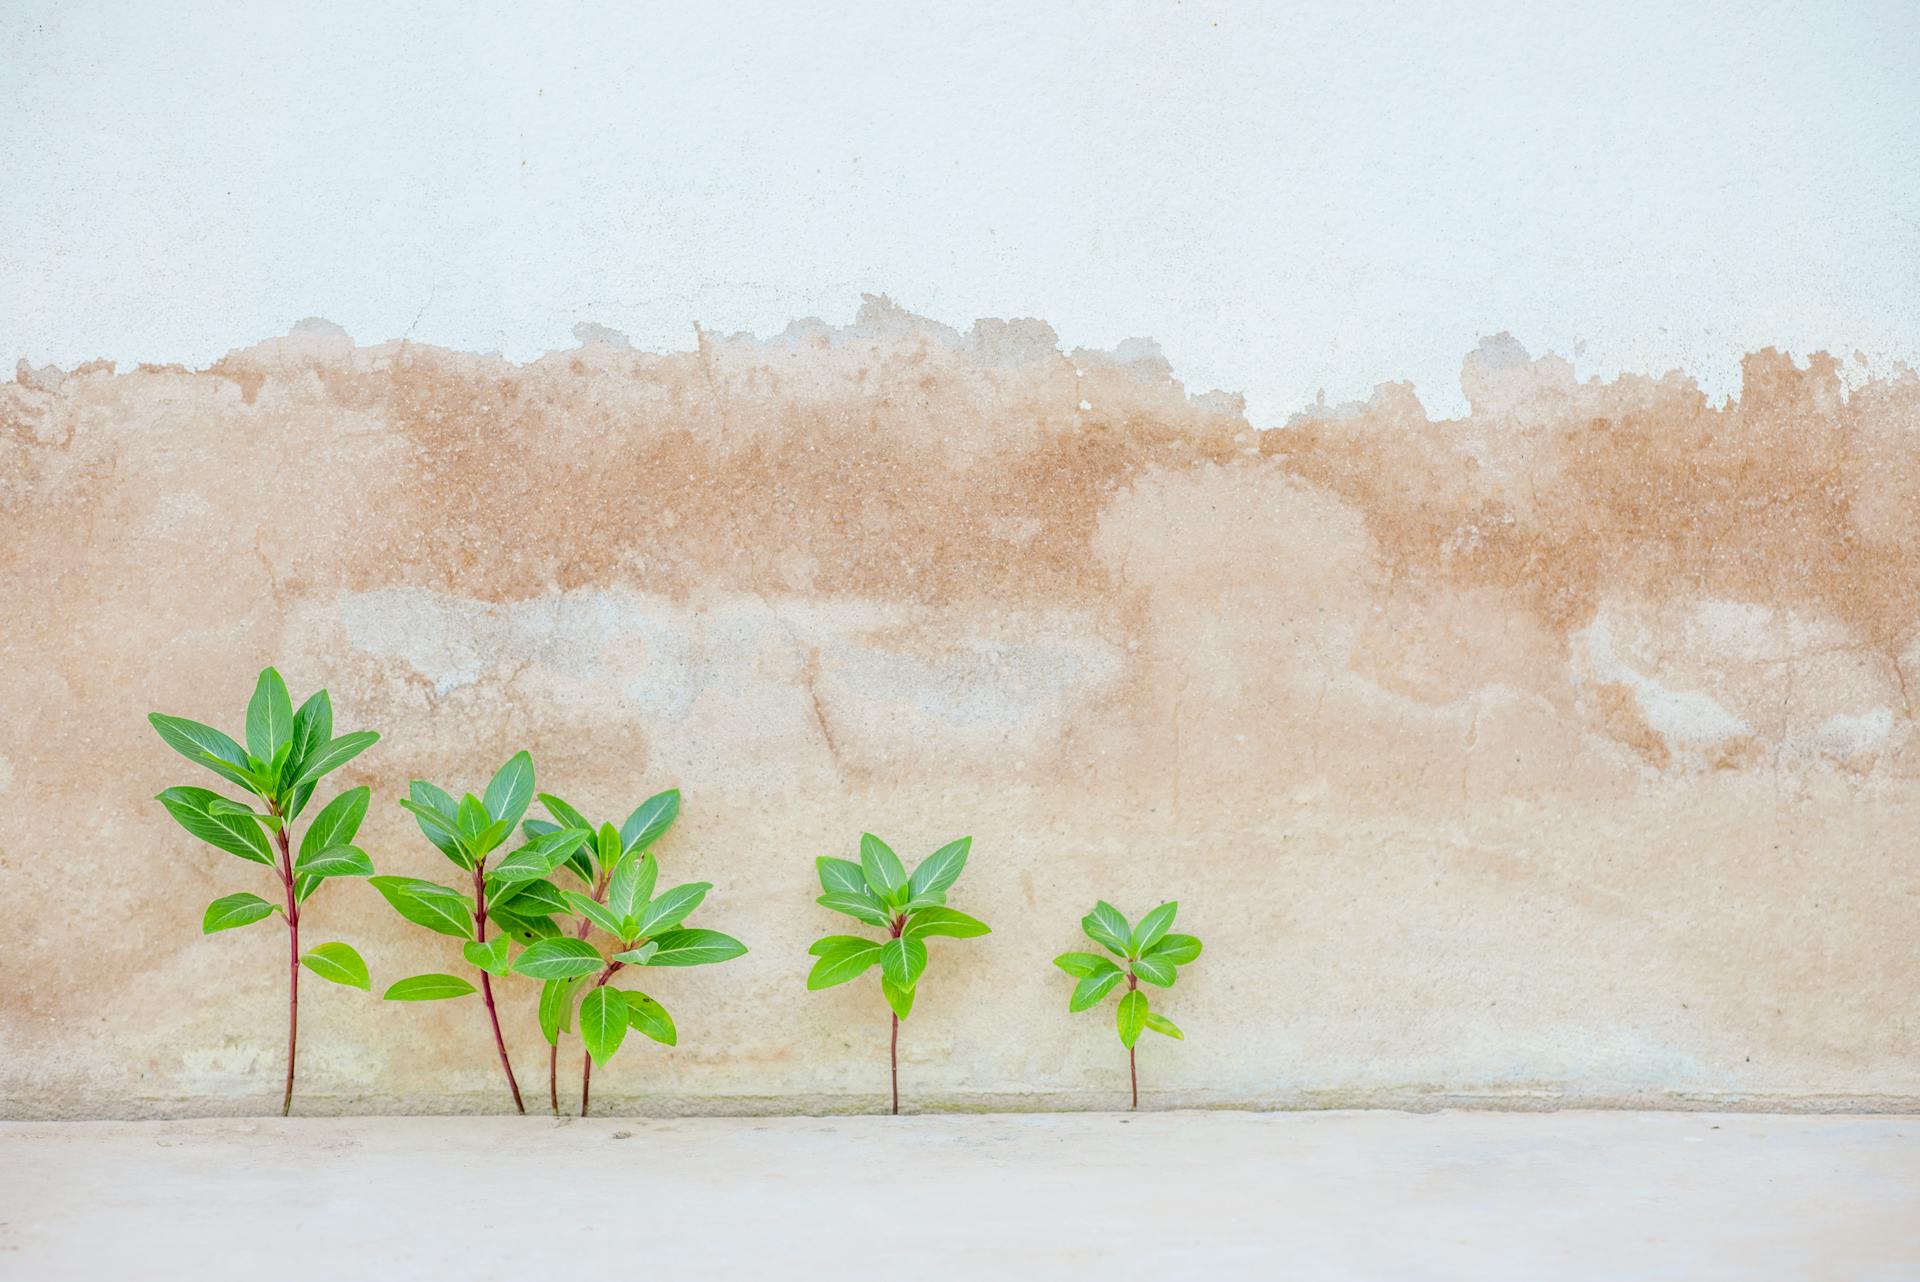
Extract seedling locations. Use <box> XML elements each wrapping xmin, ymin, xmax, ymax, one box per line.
<box><xmin>149</xmin><ymin>667</ymin><xmax>381</xmax><ymax>1115</ymax></box>
<box><xmin>373</xmin><ymin>752</ymin><xmax>590</xmax><ymax>1113</ymax></box>
<box><xmin>520</xmin><ymin>787</ymin><xmax>683</xmax><ymax>1114</ymax></box>
<box><xmin>805</xmin><ymin>833</ymin><xmax>989</xmax><ymax>1114</ymax></box>
<box><xmin>1053</xmin><ymin>900</ymin><xmax>1202</xmax><ymax>1109</ymax></box>
<box><xmin>509</xmin><ymin>818</ymin><xmax>746</xmax><ymax>1115</ymax></box>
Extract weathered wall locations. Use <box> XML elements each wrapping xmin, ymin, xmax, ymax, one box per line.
<box><xmin>4</xmin><ymin>299</ymin><xmax>1918</xmax><ymax>1117</ymax></box>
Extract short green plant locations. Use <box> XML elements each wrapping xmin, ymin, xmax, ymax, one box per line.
<box><xmin>149</xmin><ymin>667</ymin><xmax>381</xmax><ymax>1115</ymax></box>
<box><xmin>1053</xmin><ymin>900</ymin><xmax>1201</xmax><ymax>1110</ymax></box>
<box><xmin>805</xmin><ymin>833</ymin><xmax>989</xmax><ymax>1114</ymax></box>
<box><xmin>509</xmin><ymin>808</ymin><xmax>746</xmax><ymax>1116</ymax></box>
<box><xmin>372</xmin><ymin>751</ymin><xmax>590</xmax><ymax>1113</ymax></box>
<box><xmin>520</xmin><ymin>786</ymin><xmax>683</xmax><ymax>1114</ymax></box>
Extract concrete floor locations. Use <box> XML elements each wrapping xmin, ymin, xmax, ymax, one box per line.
<box><xmin>0</xmin><ymin>1112</ymin><xmax>1914</xmax><ymax>1281</ymax></box>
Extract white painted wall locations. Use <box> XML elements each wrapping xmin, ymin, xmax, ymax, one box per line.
<box><xmin>3</xmin><ymin>0</ymin><xmax>1915</xmax><ymax>422</ymax></box>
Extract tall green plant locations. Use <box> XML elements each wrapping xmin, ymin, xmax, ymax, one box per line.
<box><xmin>805</xmin><ymin>833</ymin><xmax>988</xmax><ymax>1114</ymax></box>
<box><xmin>509</xmin><ymin>815</ymin><xmax>746</xmax><ymax>1115</ymax></box>
<box><xmin>372</xmin><ymin>752</ymin><xmax>589</xmax><ymax>1113</ymax></box>
<box><xmin>1053</xmin><ymin>900</ymin><xmax>1202</xmax><ymax>1109</ymax></box>
<box><xmin>520</xmin><ymin>786</ymin><xmax>682</xmax><ymax>1114</ymax></box>
<box><xmin>149</xmin><ymin>667</ymin><xmax>381</xmax><ymax>1115</ymax></box>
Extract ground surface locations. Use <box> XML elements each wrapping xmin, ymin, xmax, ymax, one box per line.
<box><xmin>1</xmin><ymin>1111</ymin><xmax>1914</xmax><ymax>1281</ymax></box>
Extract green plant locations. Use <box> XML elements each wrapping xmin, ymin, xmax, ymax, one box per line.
<box><xmin>1053</xmin><ymin>900</ymin><xmax>1201</xmax><ymax>1110</ymax></box>
<box><xmin>509</xmin><ymin>811</ymin><xmax>746</xmax><ymax>1116</ymax></box>
<box><xmin>372</xmin><ymin>751</ymin><xmax>590</xmax><ymax>1113</ymax></box>
<box><xmin>519</xmin><ymin>787</ymin><xmax>682</xmax><ymax>1114</ymax></box>
<box><xmin>805</xmin><ymin>833</ymin><xmax>988</xmax><ymax>1114</ymax></box>
<box><xmin>149</xmin><ymin>667</ymin><xmax>381</xmax><ymax>1115</ymax></box>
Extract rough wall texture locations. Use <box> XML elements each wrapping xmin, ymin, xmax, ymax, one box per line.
<box><xmin>4</xmin><ymin>299</ymin><xmax>1918</xmax><ymax>1118</ymax></box>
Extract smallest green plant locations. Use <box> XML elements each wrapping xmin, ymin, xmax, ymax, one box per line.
<box><xmin>1053</xmin><ymin>900</ymin><xmax>1202</xmax><ymax>1110</ymax></box>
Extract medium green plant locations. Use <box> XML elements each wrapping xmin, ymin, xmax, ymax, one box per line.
<box><xmin>509</xmin><ymin>814</ymin><xmax>746</xmax><ymax>1115</ymax></box>
<box><xmin>149</xmin><ymin>667</ymin><xmax>381</xmax><ymax>1115</ymax></box>
<box><xmin>805</xmin><ymin>833</ymin><xmax>989</xmax><ymax>1114</ymax></box>
<box><xmin>1054</xmin><ymin>900</ymin><xmax>1201</xmax><ymax>1109</ymax></box>
<box><xmin>520</xmin><ymin>786</ymin><xmax>682</xmax><ymax>1114</ymax></box>
<box><xmin>372</xmin><ymin>751</ymin><xmax>590</xmax><ymax>1113</ymax></box>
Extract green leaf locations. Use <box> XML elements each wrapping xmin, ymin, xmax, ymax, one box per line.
<box><xmin>882</xmin><ymin>975</ymin><xmax>916</xmax><ymax>1021</ymax></box>
<box><xmin>292</xmin><ymin>843</ymin><xmax>374</xmax><ymax>879</ymax></box>
<box><xmin>633</xmin><ymin>881</ymin><xmax>709</xmax><ymax>938</ymax></box>
<box><xmin>620</xmin><ymin>789</ymin><xmax>680</xmax><ymax>854</ymax></box>
<box><xmin>908</xmin><ymin>837</ymin><xmax>970</xmax><ymax>899</ymax></box>
<box><xmin>157</xmin><ymin>786</ymin><xmax>275</xmax><ymax>866</ymax></box>
<box><xmin>642</xmin><ymin>928</ymin><xmax>747</xmax><ymax>967</ymax></box>
<box><xmin>535</xmin><ymin>792</ymin><xmax>592</xmax><ymax>837</ymax></box>
<box><xmin>497</xmin><ymin>878</ymin><xmax>568</xmax><ymax>917</ymax></box>
<box><xmin>1081</xmin><ymin>901</ymin><xmax>1132</xmax><ymax>958</ymax></box>
<box><xmin>1130</xmin><ymin>901</ymin><xmax>1178</xmax><ymax>956</ymax></box>
<box><xmin>903</xmin><ymin>906</ymin><xmax>989</xmax><ymax>940</ymax></box>
<box><xmin>456</xmin><ymin>793</ymin><xmax>491</xmax><ymax>844</ymax></box>
<box><xmin>287</xmin><ymin>690</ymin><xmax>332</xmax><ymax>781</ymax></box>
<box><xmin>1131</xmin><ymin>956</ymin><xmax>1176</xmax><ymax>987</ymax></box>
<box><xmin>611</xmin><ymin>942</ymin><xmax>658</xmax><ymax>965</ymax></box>
<box><xmin>585</xmin><ymin>821</ymin><xmax>615</xmax><ymax>873</ymax></box>
<box><xmin>807</xmin><ymin>938</ymin><xmax>882</xmax><ymax>989</ymax></box>
<box><xmin>816</xmin><ymin>857</ymin><xmax>870</xmax><ymax>897</ymax></box>
<box><xmin>512</xmin><ymin>937</ymin><xmax>604</xmax><ymax>981</ymax></box>
<box><xmin>489</xmin><ymin>826</ymin><xmax>591</xmax><ymax>885</ymax></box>
<box><xmin>538</xmin><ymin>976</ymin><xmax>584</xmax><ymax>1044</ymax></box>
<box><xmin>298</xmin><ymin>786</ymin><xmax>369</xmax><ymax>862</ymax></box>
<box><xmin>400</xmin><ymin>793</ymin><xmax>470</xmax><ymax>868</ymax></box>
<box><xmin>1070</xmin><ymin>969</ymin><xmax>1124</xmax><ymax>1012</ymax></box>
<box><xmin>202</xmin><ymin>892</ymin><xmax>276</xmax><ymax>933</ymax></box>
<box><xmin>807</xmin><ymin>934</ymin><xmax>874</xmax><ymax>957</ymax></box>
<box><xmin>148</xmin><ymin>713</ymin><xmax>257</xmax><ymax>792</ymax></box>
<box><xmin>1053</xmin><ymin>952</ymin><xmax>1121</xmax><ymax>979</ymax></box>
<box><xmin>606</xmin><ymin>851</ymin><xmax>659</xmax><ymax>924</ymax></box>
<box><xmin>490</xmin><ymin>909</ymin><xmax>559</xmax><ymax>945</ymax></box>
<box><xmin>817</xmin><ymin>893</ymin><xmax>890</xmax><ymax>927</ymax></box>
<box><xmin>483</xmin><ymin>751</ymin><xmax>535</xmax><ymax>829</ymax></box>
<box><xmin>384</xmin><ymin>973</ymin><xmax>476</xmax><ymax>1001</ymax></box>
<box><xmin>1116</xmin><ymin>989</ymin><xmax>1149</xmax><ymax>1047</ymax></box>
<box><xmin>578</xmin><ymin>987</ymin><xmax>627</xmax><ymax>1065</ymax></box>
<box><xmin>244</xmin><ymin>667</ymin><xmax>294</xmax><ymax>766</ymax></box>
<box><xmin>1144</xmin><ymin>1012</ymin><xmax>1184</xmax><ymax>1040</ymax></box>
<box><xmin>900</xmin><ymin>890</ymin><xmax>947</xmax><ymax>913</ymax></box>
<box><xmin>294</xmin><ymin>874</ymin><xmax>323</xmax><ymax>904</ymax></box>
<box><xmin>300</xmin><ymin>941</ymin><xmax>370</xmax><ymax>990</ymax></box>
<box><xmin>1146</xmin><ymin>933</ymin><xmax>1203</xmax><ymax>966</ymax></box>
<box><xmin>463</xmin><ymin>937</ymin><xmax>512</xmax><ymax>977</ymax></box>
<box><xmin>287</xmin><ymin>731</ymin><xmax>379</xmax><ymax>791</ymax></box>
<box><xmin>622</xmin><ymin>991</ymin><xmax>676</xmax><ymax>1045</ymax></box>
<box><xmin>369</xmin><ymin>875</ymin><xmax>475</xmax><ymax>940</ymax></box>
<box><xmin>563</xmin><ymin>892</ymin><xmax>626</xmax><ymax>937</ymax></box>
<box><xmin>859</xmin><ymin>833</ymin><xmax>907</xmax><ymax>900</ymax></box>
<box><xmin>879</xmin><ymin>935</ymin><xmax>928</xmax><ymax>988</ymax></box>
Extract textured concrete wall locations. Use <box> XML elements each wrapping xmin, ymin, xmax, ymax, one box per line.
<box><xmin>4</xmin><ymin>299</ymin><xmax>1918</xmax><ymax>1117</ymax></box>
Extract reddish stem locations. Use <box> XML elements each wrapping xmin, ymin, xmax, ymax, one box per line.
<box><xmin>580</xmin><ymin>959</ymin><xmax>622</xmax><ymax>1118</ymax></box>
<box><xmin>1127</xmin><ymin>972</ymin><xmax>1139</xmax><ymax>1111</ymax></box>
<box><xmin>888</xmin><ymin>911</ymin><xmax>904</xmax><ymax>1116</ymax></box>
<box><xmin>273</xmin><ymin>812</ymin><xmax>299</xmax><ymax>1118</ymax></box>
<box><xmin>569</xmin><ymin>869</ymin><xmax>610</xmax><ymax>1117</ymax></box>
<box><xmin>473</xmin><ymin>868</ymin><xmax>525</xmax><ymax>1114</ymax></box>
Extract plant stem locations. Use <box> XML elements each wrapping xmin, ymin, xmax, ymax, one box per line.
<box><xmin>273</xmin><ymin>811</ymin><xmax>299</xmax><ymax>1118</ymax></box>
<box><xmin>890</xmin><ymin>1013</ymin><xmax>899</xmax><ymax>1115</ymax></box>
<box><xmin>472</xmin><ymin>869</ymin><xmax>525</xmax><ymax>1114</ymax></box>
<box><xmin>581</xmin><ymin>959</ymin><xmax>622</xmax><ymax>1118</ymax></box>
<box><xmin>569</xmin><ymin>871</ymin><xmax>610</xmax><ymax>1117</ymax></box>
<box><xmin>1127</xmin><ymin>972</ymin><xmax>1139</xmax><ymax>1112</ymax></box>
<box><xmin>548</xmin><ymin>1043</ymin><xmax>560</xmax><ymax>1116</ymax></box>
